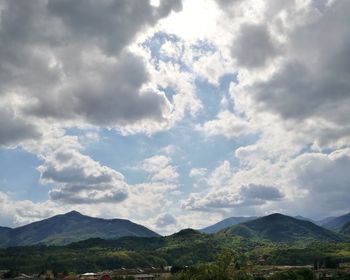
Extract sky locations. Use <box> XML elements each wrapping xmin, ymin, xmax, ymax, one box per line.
<box><xmin>0</xmin><ymin>0</ymin><xmax>350</xmax><ymax>235</ymax></box>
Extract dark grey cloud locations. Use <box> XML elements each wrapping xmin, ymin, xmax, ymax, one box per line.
<box><xmin>0</xmin><ymin>0</ymin><xmax>182</xmax><ymax>144</ymax></box>
<box><xmin>290</xmin><ymin>150</ymin><xmax>350</xmax><ymax>217</ymax></box>
<box><xmin>241</xmin><ymin>1</ymin><xmax>350</xmax><ymax>144</ymax></box>
<box><xmin>47</xmin><ymin>0</ymin><xmax>181</xmax><ymax>56</ymax></box>
<box><xmin>25</xmin><ymin>50</ymin><xmax>168</xmax><ymax>126</ymax></box>
<box><xmin>231</xmin><ymin>23</ymin><xmax>281</xmax><ymax>68</ymax></box>
<box><xmin>49</xmin><ymin>185</ymin><xmax>128</xmax><ymax>204</ymax></box>
<box><xmin>0</xmin><ymin>107</ymin><xmax>41</xmax><ymax>147</ymax></box>
<box><xmin>240</xmin><ymin>184</ymin><xmax>283</xmax><ymax>201</ymax></box>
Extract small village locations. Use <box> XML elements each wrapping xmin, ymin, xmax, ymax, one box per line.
<box><xmin>0</xmin><ymin>267</ymin><xmax>172</xmax><ymax>280</ymax></box>
<box><xmin>1</xmin><ymin>263</ymin><xmax>350</xmax><ymax>280</ymax></box>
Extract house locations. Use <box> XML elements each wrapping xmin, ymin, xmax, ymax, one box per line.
<box><xmin>0</xmin><ymin>270</ymin><xmax>9</xmax><ymax>279</ymax></box>
<box><xmin>14</xmin><ymin>274</ymin><xmax>34</xmax><ymax>280</ymax></box>
<box><xmin>100</xmin><ymin>275</ymin><xmax>111</xmax><ymax>280</ymax></box>
<box><xmin>257</xmin><ymin>256</ymin><xmax>266</xmax><ymax>265</ymax></box>
<box><xmin>63</xmin><ymin>275</ymin><xmax>79</xmax><ymax>280</ymax></box>
<box><xmin>132</xmin><ymin>274</ymin><xmax>155</xmax><ymax>280</ymax></box>
<box><xmin>38</xmin><ymin>271</ymin><xmax>55</xmax><ymax>280</ymax></box>
<box><xmin>79</xmin><ymin>273</ymin><xmax>99</xmax><ymax>280</ymax></box>
<box><xmin>314</xmin><ymin>269</ymin><xmax>338</xmax><ymax>279</ymax></box>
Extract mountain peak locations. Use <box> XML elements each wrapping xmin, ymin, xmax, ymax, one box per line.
<box><xmin>172</xmin><ymin>228</ymin><xmax>201</xmax><ymax>237</ymax></box>
<box><xmin>265</xmin><ymin>213</ymin><xmax>287</xmax><ymax>219</ymax></box>
<box><xmin>0</xmin><ymin>211</ymin><xmax>159</xmax><ymax>248</ymax></box>
<box><xmin>64</xmin><ymin>210</ymin><xmax>83</xmax><ymax>216</ymax></box>
<box><xmin>222</xmin><ymin>213</ymin><xmax>343</xmax><ymax>243</ymax></box>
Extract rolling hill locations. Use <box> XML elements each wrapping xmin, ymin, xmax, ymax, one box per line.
<box><xmin>200</xmin><ymin>216</ymin><xmax>256</xmax><ymax>234</ymax></box>
<box><xmin>221</xmin><ymin>213</ymin><xmax>344</xmax><ymax>243</ymax></box>
<box><xmin>320</xmin><ymin>212</ymin><xmax>350</xmax><ymax>231</ymax></box>
<box><xmin>0</xmin><ymin>211</ymin><xmax>159</xmax><ymax>247</ymax></box>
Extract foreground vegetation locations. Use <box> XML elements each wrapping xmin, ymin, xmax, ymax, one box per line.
<box><xmin>168</xmin><ymin>252</ymin><xmax>316</xmax><ymax>280</ymax></box>
<box><xmin>1</xmin><ymin>229</ymin><xmax>350</xmax><ymax>274</ymax></box>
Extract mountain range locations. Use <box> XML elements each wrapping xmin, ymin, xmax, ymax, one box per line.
<box><xmin>200</xmin><ymin>215</ymin><xmax>316</xmax><ymax>234</ymax></box>
<box><xmin>319</xmin><ymin>212</ymin><xmax>350</xmax><ymax>231</ymax></box>
<box><xmin>1</xmin><ymin>211</ymin><xmax>350</xmax><ymax>248</ymax></box>
<box><xmin>0</xmin><ymin>211</ymin><xmax>159</xmax><ymax>247</ymax></box>
<box><xmin>1</xmin><ymin>213</ymin><xmax>350</xmax><ymax>273</ymax></box>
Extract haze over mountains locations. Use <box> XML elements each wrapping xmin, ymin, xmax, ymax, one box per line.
<box><xmin>200</xmin><ymin>216</ymin><xmax>256</xmax><ymax>234</ymax></box>
<box><xmin>341</xmin><ymin>222</ymin><xmax>350</xmax><ymax>235</ymax></box>
<box><xmin>319</xmin><ymin>213</ymin><xmax>350</xmax><ymax>231</ymax></box>
<box><xmin>0</xmin><ymin>211</ymin><xmax>349</xmax><ymax>248</ymax></box>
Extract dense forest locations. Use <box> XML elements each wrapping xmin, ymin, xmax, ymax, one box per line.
<box><xmin>1</xmin><ymin>231</ymin><xmax>350</xmax><ymax>274</ymax></box>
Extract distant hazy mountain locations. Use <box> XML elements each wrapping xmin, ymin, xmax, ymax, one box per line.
<box><xmin>341</xmin><ymin>222</ymin><xmax>350</xmax><ymax>236</ymax></box>
<box><xmin>200</xmin><ymin>216</ymin><xmax>256</xmax><ymax>234</ymax></box>
<box><xmin>221</xmin><ymin>213</ymin><xmax>344</xmax><ymax>243</ymax></box>
<box><xmin>294</xmin><ymin>215</ymin><xmax>315</xmax><ymax>223</ymax></box>
<box><xmin>0</xmin><ymin>211</ymin><xmax>159</xmax><ymax>247</ymax></box>
<box><xmin>320</xmin><ymin>212</ymin><xmax>350</xmax><ymax>231</ymax></box>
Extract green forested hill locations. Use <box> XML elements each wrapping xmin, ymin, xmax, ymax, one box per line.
<box><xmin>0</xmin><ymin>229</ymin><xmax>223</xmax><ymax>273</ymax></box>
<box><xmin>222</xmin><ymin>213</ymin><xmax>344</xmax><ymax>243</ymax></box>
<box><xmin>0</xmin><ymin>211</ymin><xmax>159</xmax><ymax>247</ymax></box>
<box><xmin>1</xmin><ymin>229</ymin><xmax>350</xmax><ymax>274</ymax></box>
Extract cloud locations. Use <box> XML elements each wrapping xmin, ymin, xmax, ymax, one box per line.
<box><xmin>0</xmin><ymin>106</ymin><xmax>41</xmax><ymax>147</ymax></box>
<box><xmin>46</xmin><ymin>0</ymin><xmax>181</xmax><ymax>56</ymax></box>
<box><xmin>197</xmin><ymin>111</ymin><xmax>252</xmax><ymax>139</ymax></box>
<box><xmin>160</xmin><ymin>145</ymin><xmax>177</xmax><ymax>155</ymax></box>
<box><xmin>231</xmin><ymin>23</ymin><xmax>281</xmax><ymax>69</ymax></box>
<box><xmin>25</xmin><ymin>50</ymin><xmax>171</xmax><ymax>128</ymax></box>
<box><xmin>189</xmin><ymin>168</ymin><xmax>208</xmax><ymax>178</ymax></box>
<box><xmin>36</xmin><ymin>137</ymin><xmax>129</xmax><ymax>204</ymax></box>
<box><xmin>231</xmin><ymin>0</ymin><xmax>350</xmax><ymax>147</ymax></box>
<box><xmin>288</xmin><ymin>149</ymin><xmax>350</xmax><ymax>217</ymax></box>
<box><xmin>206</xmin><ymin>160</ymin><xmax>232</xmax><ymax>187</ymax></box>
<box><xmin>0</xmin><ymin>0</ymin><xmax>183</xmax><ymax>144</ymax></box>
<box><xmin>240</xmin><ymin>184</ymin><xmax>283</xmax><ymax>201</ymax></box>
<box><xmin>156</xmin><ymin>213</ymin><xmax>178</xmax><ymax>227</ymax></box>
<box><xmin>141</xmin><ymin>155</ymin><xmax>179</xmax><ymax>183</ymax></box>
<box><xmin>0</xmin><ymin>192</ymin><xmax>58</xmax><ymax>227</ymax></box>
<box><xmin>183</xmin><ymin>183</ymin><xmax>283</xmax><ymax>211</ymax></box>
